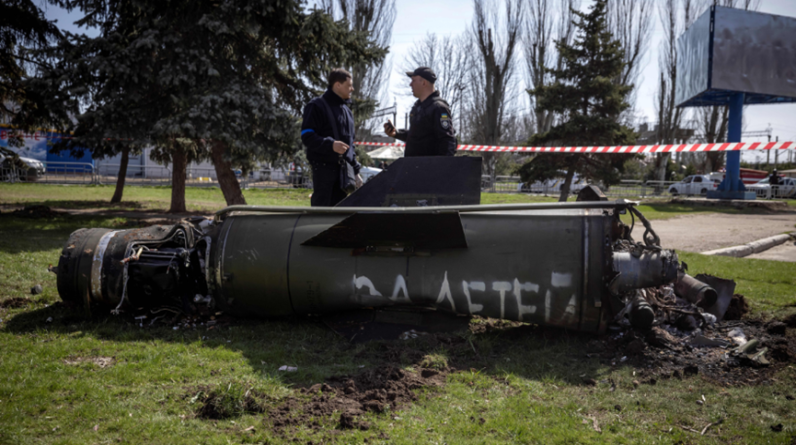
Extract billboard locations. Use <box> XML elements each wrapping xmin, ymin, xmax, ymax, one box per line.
<box><xmin>0</xmin><ymin>125</ymin><xmax>94</xmax><ymax>171</ymax></box>
<box><xmin>676</xmin><ymin>6</ymin><xmax>796</xmax><ymax>107</ymax></box>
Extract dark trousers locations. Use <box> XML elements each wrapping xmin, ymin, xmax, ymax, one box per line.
<box><xmin>310</xmin><ymin>164</ymin><xmax>347</xmax><ymax>207</ymax></box>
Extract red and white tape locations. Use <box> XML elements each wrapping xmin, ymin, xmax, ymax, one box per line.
<box><xmin>358</xmin><ymin>141</ymin><xmax>795</xmax><ymax>153</ymax></box>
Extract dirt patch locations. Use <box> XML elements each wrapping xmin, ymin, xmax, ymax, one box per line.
<box><xmin>597</xmin><ymin>319</ymin><xmax>796</xmax><ymax>387</ymax></box>
<box><xmin>0</xmin><ymin>297</ymin><xmax>31</xmax><ymax>309</ymax></box>
<box><xmin>9</xmin><ymin>205</ymin><xmax>66</xmax><ymax>219</ymax></box>
<box><xmin>724</xmin><ymin>294</ymin><xmax>750</xmax><ymax>321</ymax></box>
<box><xmin>114</xmin><ymin>218</ymin><xmax>183</xmax><ymax>228</ymax></box>
<box><xmin>265</xmin><ymin>364</ymin><xmax>447</xmax><ymax>433</ymax></box>
<box><xmin>63</xmin><ymin>356</ymin><xmax>115</xmax><ymax>368</ymax></box>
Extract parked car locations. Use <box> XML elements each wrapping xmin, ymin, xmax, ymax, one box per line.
<box><xmin>516</xmin><ymin>174</ymin><xmax>591</xmax><ymax>194</ymax></box>
<box><xmin>668</xmin><ymin>175</ymin><xmax>718</xmax><ymax>196</ymax></box>
<box><xmin>359</xmin><ymin>166</ymin><xmax>382</xmax><ymax>183</ymax></box>
<box><xmin>746</xmin><ymin>176</ymin><xmax>796</xmax><ymax>198</ymax></box>
<box><xmin>0</xmin><ymin>154</ymin><xmax>44</xmax><ymax>182</ymax></box>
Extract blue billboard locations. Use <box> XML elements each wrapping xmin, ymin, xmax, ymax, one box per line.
<box><xmin>0</xmin><ymin>125</ymin><xmax>94</xmax><ymax>172</ymax></box>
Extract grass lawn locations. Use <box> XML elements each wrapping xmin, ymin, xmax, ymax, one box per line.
<box><xmin>1</xmin><ymin>186</ymin><xmax>795</xmax><ymax>444</ymax></box>
<box><xmin>3</xmin><ymin>183</ymin><xmax>792</xmax><ymax>222</ymax></box>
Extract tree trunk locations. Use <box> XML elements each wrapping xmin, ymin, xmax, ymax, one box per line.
<box><xmin>558</xmin><ymin>155</ymin><xmax>580</xmax><ymax>202</ymax></box>
<box><xmin>169</xmin><ymin>144</ymin><xmax>187</xmax><ymax>213</ymax></box>
<box><xmin>654</xmin><ymin>153</ymin><xmax>669</xmax><ymax>183</ymax></box>
<box><xmin>211</xmin><ymin>142</ymin><xmax>247</xmax><ymax>206</ymax></box>
<box><xmin>110</xmin><ymin>146</ymin><xmax>130</xmax><ymax>203</ymax></box>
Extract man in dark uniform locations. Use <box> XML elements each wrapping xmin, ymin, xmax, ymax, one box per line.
<box><xmin>383</xmin><ymin>67</ymin><xmax>457</xmax><ymax>157</ymax></box>
<box><xmin>769</xmin><ymin>168</ymin><xmax>781</xmax><ymax>199</ymax></box>
<box><xmin>301</xmin><ymin>68</ymin><xmax>362</xmax><ymax>206</ymax></box>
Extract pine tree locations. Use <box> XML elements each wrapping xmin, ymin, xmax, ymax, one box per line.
<box><xmin>19</xmin><ymin>0</ymin><xmax>385</xmax><ymax>211</ymax></box>
<box><xmin>0</xmin><ymin>0</ymin><xmax>61</xmax><ymax>156</ymax></box>
<box><xmin>518</xmin><ymin>0</ymin><xmax>636</xmax><ymax>202</ymax></box>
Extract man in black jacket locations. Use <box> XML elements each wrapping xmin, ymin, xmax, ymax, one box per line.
<box><xmin>301</xmin><ymin>68</ymin><xmax>363</xmax><ymax>206</ymax></box>
<box><xmin>383</xmin><ymin>67</ymin><xmax>457</xmax><ymax>157</ymax></box>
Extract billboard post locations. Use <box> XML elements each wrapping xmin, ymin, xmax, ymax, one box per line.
<box><xmin>675</xmin><ymin>6</ymin><xmax>796</xmax><ymax>200</ymax></box>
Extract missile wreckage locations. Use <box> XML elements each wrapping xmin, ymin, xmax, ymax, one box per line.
<box><xmin>53</xmin><ymin>158</ymin><xmax>731</xmax><ymax>333</ymax></box>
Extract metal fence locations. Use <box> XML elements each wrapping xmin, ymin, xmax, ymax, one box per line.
<box><xmin>751</xmin><ymin>185</ymin><xmax>796</xmax><ymax>199</ymax></box>
<box><xmin>4</xmin><ymin>162</ymin><xmax>794</xmax><ymax>200</ymax></box>
<box><xmin>479</xmin><ymin>176</ymin><xmax>687</xmax><ymax>199</ymax></box>
<box><xmin>1</xmin><ymin>161</ymin><xmax>314</xmax><ymax>190</ymax></box>
<box><xmin>1</xmin><ymin>161</ymin><xmax>96</xmax><ymax>185</ymax></box>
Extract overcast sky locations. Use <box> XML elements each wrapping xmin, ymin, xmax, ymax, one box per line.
<box><xmin>45</xmin><ymin>0</ymin><xmax>796</xmax><ymax>162</ymax></box>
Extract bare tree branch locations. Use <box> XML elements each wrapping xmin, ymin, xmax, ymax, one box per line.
<box><xmin>320</xmin><ymin>0</ymin><xmax>396</xmax><ymax>138</ymax></box>
<box><xmin>403</xmin><ymin>33</ymin><xmax>472</xmax><ymax>124</ymax></box>
<box><xmin>524</xmin><ymin>0</ymin><xmax>579</xmax><ymax>134</ymax></box>
<box><xmin>466</xmin><ymin>0</ymin><xmax>524</xmax><ymax>176</ymax></box>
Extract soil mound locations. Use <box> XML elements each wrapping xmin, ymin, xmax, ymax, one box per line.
<box><xmin>266</xmin><ymin>364</ymin><xmax>446</xmax><ymax>432</ymax></box>
<box><xmin>600</xmin><ymin>319</ymin><xmax>795</xmax><ymax>387</ymax></box>
<box><xmin>0</xmin><ymin>297</ymin><xmax>31</xmax><ymax>308</ymax></box>
<box><xmin>724</xmin><ymin>294</ymin><xmax>750</xmax><ymax>320</ymax></box>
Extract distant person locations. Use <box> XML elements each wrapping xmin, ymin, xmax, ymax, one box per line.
<box><xmin>770</xmin><ymin>168</ymin><xmax>781</xmax><ymax>199</ymax></box>
<box><xmin>301</xmin><ymin>68</ymin><xmax>363</xmax><ymax>206</ymax></box>
<box><xmin>383</xmin><ymin>67</ymin><xmax>456</xmax><ymax>157</ymax></box>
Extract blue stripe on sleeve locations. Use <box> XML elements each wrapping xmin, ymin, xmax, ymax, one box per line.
<box><xmin>301</xmin><ymin>129</ymin><xmax>314</xmax><ymax>136</ymax></box>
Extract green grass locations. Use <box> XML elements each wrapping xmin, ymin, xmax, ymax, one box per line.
<box><xmin>5</xmin><ymin>183</ymin><xmax>791</xmax><ymax>223</ymax></box>
<box><xmin>0</xmin><ymin>183</ymin><xmax>312</xmax><ymax>212</ymax></box>
<box><xmin>678</xmin><ymin>252</ymin><xmax>796</xmax><ymax>317</ymax></box>
<box><xmin>1</xmin><ymin>188</ymin><xmax>795</xmax><ymax>444</ymax></box>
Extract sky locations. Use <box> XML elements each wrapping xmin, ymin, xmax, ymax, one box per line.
<box><xmin>44</xmin><ymin>0</ymin><xmax>796</xmax><ymax>163</ymax></box>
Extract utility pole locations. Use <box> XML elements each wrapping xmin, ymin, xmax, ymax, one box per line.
<box><xmin>766</xmin><ymin>133</ymin><xmax>771</xmax><ymax>166</ymax></box>
<box><xmin>775</xmin><ymin>136</ymin><xmax>779</xmax><ymax>166</ymax></box>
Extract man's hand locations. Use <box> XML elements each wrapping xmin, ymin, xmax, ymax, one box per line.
<box><xmin>333</xmin><ymin>141</ymin><xmax>349</xmax><ymax>154</ymax></box>
<box><xmin>383</xmin><ymin>120</ymin><xmax>397</xmax><ymax>138</ymax></box>
<box><xmin>355</xmin><ymin>174</ymin><xmax>363</xmax><ymax>189</ymax></box>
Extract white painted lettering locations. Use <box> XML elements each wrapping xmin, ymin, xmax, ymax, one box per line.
<box><xmin>353</xmin><ymin>275</ymin><xmax>382</xmax><ymax>296</ymax></box>
<box><xmin>492</xmin><ymin>282</ymin><xmax>512</xmax><ymax>319</ymax></box>
<box><xmin>551</xmin><ymin>272</ymin><xmax>573</xmax><ymax>288</ymax></box>
<box><xmin>461</xmin><ymin>281</ymin><xmax>485</xmax><ymax>314</ymax></box>
<box><xmin>435</xmin><ymin>272</ymin><xmax>456</xmax><ymax>311</ymax></box>
<box><xmin>391</xmin><ymin>275</ymin><xmax>411</xmax><ymax>303</ymax></box>
<box><xmin>513</xmin><ymin>279</ymin><xmax>539</xmax><ymax>321</ymax></box>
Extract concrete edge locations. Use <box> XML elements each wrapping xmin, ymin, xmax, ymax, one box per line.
<box><xmin>701</xmin><ymin>233</ymin><xmax>795</xmax><ymax>258</ymax></box>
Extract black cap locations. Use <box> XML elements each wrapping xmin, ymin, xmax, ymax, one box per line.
<box><xmin>406</xmin><ymin>67</ymin><xmax>437</xmax><ymax>83</ymax></box>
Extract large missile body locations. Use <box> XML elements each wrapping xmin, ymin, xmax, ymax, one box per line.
<box><xmin>55</xmin><ymin>201</ymin><xmax>679</xmax><ymax>333</ymax></box>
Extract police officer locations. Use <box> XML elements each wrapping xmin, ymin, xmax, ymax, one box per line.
<box><xmin>301</xmin><ymin>68</ymin><xmax>363</xmax><ymax>206</ymax></box>
<box><xmin>384</xmin><ymin>67</ymin><xmax>457</xmax><ymax>157</ymax></box>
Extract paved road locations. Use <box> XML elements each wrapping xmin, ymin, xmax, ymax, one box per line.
<box><xmin>746</xmin><ymin>241</ymin><xmax>796</xmax><ymax>262</ymax></box>
<box><xmin>631</xmin><ymin>213</ymin><xmax>796</xmax><ymax>254</ymax></box>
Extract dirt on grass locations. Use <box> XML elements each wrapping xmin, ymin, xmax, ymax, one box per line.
<box><xmin>0</xmin><ymin>297</ymin><xmax>32</xmax><ymax>309</ymax></box>
<box><xmin>594</xmin><ymin>317</ymin><xmax>796</xmax><ymax>388</ymax></box>
<box><xmin>266</xmin><ymin>363</ymin><xmax>447</xmax><ymax>433</ymax></box>
<box><xmin>8</xmin><ymin>205</ymin><xmax>66</xmax><ymax>219</ymax></box>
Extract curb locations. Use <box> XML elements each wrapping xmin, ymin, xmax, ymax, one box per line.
<box><xmin>701</xmin><ymin>233</ymin><xmax>795</xmax><ymax>258</ymax></box>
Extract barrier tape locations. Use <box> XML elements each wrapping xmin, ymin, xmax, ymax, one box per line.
<box><xmin>358</xmin><ymin>140</ymin><xmax>795</xmax><ymax>153</ymax></box>
<box><xmin>4</xmin><ymin>128</ymin><xmax>793</xmax><ymax>154</ymax></box>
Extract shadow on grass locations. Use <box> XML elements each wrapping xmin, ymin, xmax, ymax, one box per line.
<box><xmin>3</xmin><ymin>302</ymin><xmax>610</xmax><ymax>390</ymax></box>
<box><xmin>1</xmin><ymin>199</ymin><xmax>147</xmax><ymax>211</ymax></box>
<box><xmin>0</xmin><ymin>214</ymin><xmax>140</xmax><ymax>254</ymax></box>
